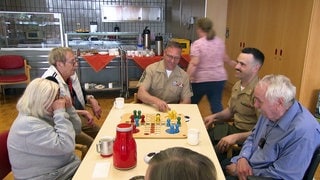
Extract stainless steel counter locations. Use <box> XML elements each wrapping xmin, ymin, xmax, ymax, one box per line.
<box><xmin>0</xmin><ymin>48</ymin><xmax>142</xmax><ymax>97</ymax></box>
<box><xmin>65</xmin><ymin>32</ymin><xmax>139</xmax><ymax>50</ymax></box>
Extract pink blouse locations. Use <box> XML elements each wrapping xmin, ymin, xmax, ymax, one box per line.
<box><xmin>190</xmin><ymin>36</ymin><xmax>228</xmax><ymax>83</ymax></box>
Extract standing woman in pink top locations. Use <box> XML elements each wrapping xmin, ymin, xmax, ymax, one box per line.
<box><xmin>187</xmin><ymin>17</ymin><xmax>236</xmax><ymax>113</ymax></box>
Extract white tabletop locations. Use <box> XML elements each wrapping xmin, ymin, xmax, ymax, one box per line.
<box><xmin>72</xmin><ymin>104</ymin><xmax>225</xmax><ymax>180</ymax></box>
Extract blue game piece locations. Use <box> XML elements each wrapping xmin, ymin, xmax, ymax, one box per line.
<box><xmin>174</xmin><ymin>124</ymin><xmax>179</xmax><ymax>133</ymax></box>
<box><xmin>169</xmin><ymin>124</ymin><xmax>175</xmax><ymax>134</ymax></box>
<box><xmin>166</xmin><ymin>118</ymin><xmax>171</xmax><ymax>127</ymax></box>
<box><xmin>135</xmin><ymin>118</ymin><xmax>140</xmax><ymax>127</ymax></box>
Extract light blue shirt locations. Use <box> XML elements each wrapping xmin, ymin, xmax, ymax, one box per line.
<box><xmin>231</xmin><ymin>100</ymin><xmax>320</xmax><ymax>179</ymax></box>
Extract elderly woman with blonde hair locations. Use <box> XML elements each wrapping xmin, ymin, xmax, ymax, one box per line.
<box><xmin>7</xmin><ymin>78</ymin><xmax>81</xmax><ymax>179</ymax></box>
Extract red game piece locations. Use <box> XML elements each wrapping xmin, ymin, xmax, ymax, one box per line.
<box><xmin>132</xmin><ymin>123</ymin><xmax>140</xmax><ymax>133</ymax></box>
<box><xmin>141</xmin><ymin>115</ymin><xmax>145</xmax><ymax>123</ymax></box>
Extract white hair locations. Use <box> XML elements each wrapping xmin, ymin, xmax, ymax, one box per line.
<box><xmin>16</xmin><ymin>78</ymin><xmax>59</xmax><ymax>118</ymax></box>
<box><xmin>258</xmin><ymin>74</ymin><xmax>296</xmax><ymax>108</ymax></box>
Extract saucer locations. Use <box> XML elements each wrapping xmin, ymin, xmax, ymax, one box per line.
<box><xmin>95</xmin><ymin>84</ymin><xmax>105</xmax><ymax>89</ymax></box>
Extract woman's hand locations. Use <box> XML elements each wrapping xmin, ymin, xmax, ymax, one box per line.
<box><xmin>52</xmin><ymin>98</ymin><xmax>66</xmax><ymax>111</ymax></box>
<box><xmin>62</xmin><ymin>96</ymin><xmax>73</xmax><ymax>108</ymax></box>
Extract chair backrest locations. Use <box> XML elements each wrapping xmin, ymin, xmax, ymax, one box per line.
<box><xmin>303</xmin><ymin>146</ymin><xmax>320</xmax><ymax>180</ymax></box>
<box><xmin>0</xmin><ymin>55</ymin><xmax>24</xmax><ymax>69</ymax></box>
<box><xmin>0</xmin><ymin>130</ymin><xmax>11</xmax><ymax>179</ymax></box>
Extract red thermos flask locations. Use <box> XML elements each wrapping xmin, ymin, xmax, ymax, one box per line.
<box><xmin>113</xmin><ymin>123</ymin><xmax>137</xmax><ymax>170</ymax></box>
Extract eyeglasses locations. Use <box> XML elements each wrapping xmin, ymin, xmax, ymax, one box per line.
<box><xmin>66</xmin><ymin>60</ymin><xmax>79</xmax><ymax>66</ymax></box>
<box><xmin>165</xmin><ymin>54</ymin><xmax>181</xmax><ymax>61</ymax></box>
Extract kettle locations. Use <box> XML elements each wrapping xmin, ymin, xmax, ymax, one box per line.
<box><xmin>142</xmin><ymin>26</ymin><xmax>151</xmax><ymax>49</ymax></box>
<box><xmin>114</xmin><ymin>24</ymin><xmax>120</xmax><ymax>32</ymax></box>
<box><xmin>113</xmin><ymin>123</ymin><xmax>137</xmax><ymax>170</ymax></box>
<box><xmin>155</xmin><ymin>33</ymin><xmax>163</xmax><ymax>56</ymax></box>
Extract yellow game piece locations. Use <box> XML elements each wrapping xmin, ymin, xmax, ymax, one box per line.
<box><xmin>168</xmin><ymin>110</ymin><xmax>177</xmax><ymax>120</ymax></box>
<box><xmin>156</xmin><ymin>113</ymin><xmax>161</xmax><ymax>123</ymax></box>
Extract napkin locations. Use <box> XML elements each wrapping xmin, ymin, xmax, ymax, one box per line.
<box><xmin>82</xmin><ymin>55</ymin><xmax>115</xmax><ymax>72</ymax></box>
<box><xmin>92</xmin><ymin>162</ymin><xmax>111</xmax><ymax>178</ymax></box>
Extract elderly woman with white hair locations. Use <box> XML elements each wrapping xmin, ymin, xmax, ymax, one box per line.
<box><xmin>7</xmin><ymin>78</ymin><xmax>81</xmax><ymax>179</ymax></box>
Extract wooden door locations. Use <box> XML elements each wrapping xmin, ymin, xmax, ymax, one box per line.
<box><xmin>241</xmin><ymin>0</ymin><xmax>267</xmax><ymax>49</ymax></box>
<box><xmin>278</xmin><ymin>0</ymin><xmax>313</xmax><ymax>96</ymax></box>
<box><xmin>247</xmin><ymin>0</ymin><xmax>313</xmax><ymax>98</ymax></box>
<box><xmin>225</xmin><ymin>0</ymin><xmax>250</xmax><ymax>84</ymax></box>
<box><xmin>254</xmin><ymin>0</ymin><xmax>285</xmax><ymax>78</ymax></box>
<box><xmin>225</xmin><ymin>0</ymin><xmax>275</xmax><ymax>84</ymax></box>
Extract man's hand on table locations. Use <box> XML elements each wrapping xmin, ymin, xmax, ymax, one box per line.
<box><xmin>152</xmin><ymin>99</ymin><xmax>171</xmax><ymax>112</ymax></box>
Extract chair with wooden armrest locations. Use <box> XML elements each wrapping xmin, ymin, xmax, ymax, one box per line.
<box><xmin>0</xmin><ymin>55</ymin><xmax>31</xmax><ymax>103</ymax></box>
<box><xmin>75</xmin><ymin>144</ymin><xmax>88</xmax><ymax>160</ymax></box>
<box><xmin>227</xmin><ymin>144</ymin><xmax>242</xmax><ymax>159</ymax></box>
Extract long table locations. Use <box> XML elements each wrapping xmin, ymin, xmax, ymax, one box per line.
<box><xmin>72</xmin><ymin>104</ymin><xmax>225</xmax><ymax>180</ymax></box>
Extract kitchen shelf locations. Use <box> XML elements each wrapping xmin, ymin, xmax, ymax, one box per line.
<box><xmin>0</xmin><ymin>11</ymin><xmax>64</xmax><ymax>48</ymax></box>
<box><xmin>5</xmin><ymin>21</ymin><xmax>61</xmax><ymax>26</ymax></box>
<box><xmin>101</xmin><ymin>5</ymin><xmax>163</xmax><ymax>22</ymax></box>
<box><xmin>66</xmin><ymin>32</ymin><xmax>139</xmax><ymax>36</ymax></box>
<box><xmin>65</xmin><ymin>32</ymin><xmax>139</xmax><ymax>50</ymax></box>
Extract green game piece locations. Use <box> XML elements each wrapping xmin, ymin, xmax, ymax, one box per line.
<box><xmin>133</xmin><ymin>110</ymin><xmax>137</xmax><ymax>118</ymax></box>
<box><xmin>177</xmin><ymin>116</ymin><xmax>181</xmax><ymax>126</ymax></box>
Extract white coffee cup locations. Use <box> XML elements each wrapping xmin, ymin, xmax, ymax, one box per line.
<box><xmin>187</xmin><ymin>128</ymin><xmax>200</xmax><ymax>146</ymax></box>
<box><xmin>108</xmin><ymin>82</ymin><xmax>113</xmax><ymax>88</ymax></box>
<box><xmin>84</xmin><ymin>83</ymin><xmax>89</xmax><ymax>90</ymax></box>
<box><xmin>114</xmin><ymin>97</ymin><xmax>124</xmax><ymax>109</ymax></box>
<box><xmin>96</xmin><ymin>136</ymin><xmax>114</xmax><ymax>157</ymax></box>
